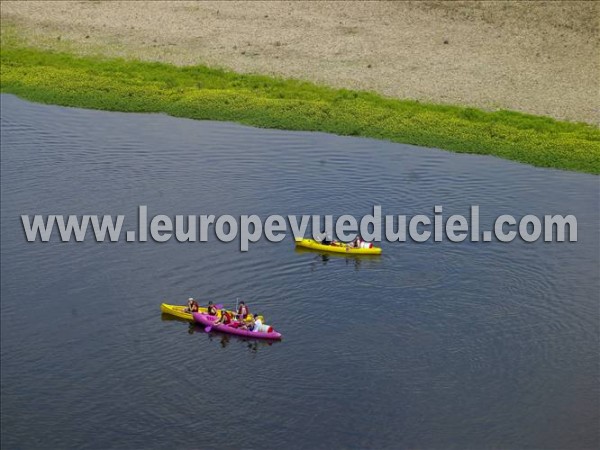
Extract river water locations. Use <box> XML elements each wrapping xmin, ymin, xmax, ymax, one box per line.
<box><xmin>1</xmin><ymin>94</ymin><xmax>598</xmax><ymax>449</ymax></box>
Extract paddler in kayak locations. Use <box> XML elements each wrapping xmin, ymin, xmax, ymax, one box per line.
<box><xmin>252</xmin><ymin>314</ymin><xmax>265</xmax><ymax>332</ymax></box>
<box><xmin>212</xmin><ymin>309</ymin><xmax>234</xmax><ymax>327</ymax></box>
<box><xmin>317</xmin><ymin>232</ymin><xmax>335</xmax><ymax>246</ymax></box>
<box><xmin>239</xmin><ymin>314</ymin><xmax>256</xmax><ymax>331</ymax></box>
<box><xmin>240</xmin><ymin>314</ymin><xmax>267</xmax><ymax>332</ymax></box>
<box><xmin>206</xmin><ymin>300</ymin><xmax>218</xmax><ymax>316</ymax></box>
<box><xmin>185</xmin><ymin>298</ymin><xmax>199</xmax><ymax>313</ymax></box>
<box><xmin>351</xmin><ymin>235</ymin><xmax>374</xmax><ymax>249</ymax></box>
<box><xmin>236</xmin><ymin>301</ymin><xmax>250</xmax><ymax>321</ymax></box>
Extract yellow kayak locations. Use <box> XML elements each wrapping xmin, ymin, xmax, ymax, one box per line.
<box><xmin>294</xmin><ymin>238</ymin><xmax>382</xmax><ymax>255</ymax></box>
<box><xmin>160</xmin><ymin>303</ymin><xmax>263</xmax><ymax>323</ymax></box>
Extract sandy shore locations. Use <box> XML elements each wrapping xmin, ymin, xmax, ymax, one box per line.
<box><xmin>2</xmin><ymin>1</ymin><xmax>598</xmax><ymax>124</ymax></box>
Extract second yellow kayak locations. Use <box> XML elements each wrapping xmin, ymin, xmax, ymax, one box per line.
<box><xmin>294</xmin><ymin>238</ymin><xmax>382</xmax><ymax>255</ymax></box>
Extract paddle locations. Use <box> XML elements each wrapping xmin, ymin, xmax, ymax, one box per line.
<box><xmin>205</xmin><ymin>313</ymin><xmax>218</xmax><ymax>333</ymax></box>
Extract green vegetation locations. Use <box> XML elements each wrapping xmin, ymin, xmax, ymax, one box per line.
<box><xmin>1</xmin><ymin>45</ymin><xmax>599</xmax><ymax>173</ymax></box>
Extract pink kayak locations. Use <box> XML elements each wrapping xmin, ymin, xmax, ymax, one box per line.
<box><xmin>192</xmin><ymin>313</ymin><xmax>282</xmax><ymax>340</ymax></box>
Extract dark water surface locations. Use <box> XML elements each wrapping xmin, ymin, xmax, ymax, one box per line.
<box><xmin>1</xmin><ymin>94</ymin><xmax>598</xmax><ymax>450</ymax></box>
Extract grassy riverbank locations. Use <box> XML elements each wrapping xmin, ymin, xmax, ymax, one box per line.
<box><xmin>2</xmin><ymin>45</ymin><xmax>599</xmax><ymax>173</ymax></box>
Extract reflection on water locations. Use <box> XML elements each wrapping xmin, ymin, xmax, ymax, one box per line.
<box><xmin>199</xmin><ymin>327</ymin><xmax>280</xmax><ymax>352</ymax></box>
<box><xmin>1</xmin><ymin>95</ymin><xmax>598</xmax><ymax>450</ymax></box>
<box><xmin>294</xmin><ymin>246</ymin><xmax>383</xmax><ymax>272</ymax></box>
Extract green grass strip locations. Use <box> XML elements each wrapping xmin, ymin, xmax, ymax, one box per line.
<box><xmin>1</xmin><ymin>45</ymin><xmax>599</xmax><ymax>173</ymax></box>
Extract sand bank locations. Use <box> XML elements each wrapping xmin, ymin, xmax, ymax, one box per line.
<box><xmin>2</xmin><ymin>1</ymin><xmax>598</xmax><ymax>124</ymax></box>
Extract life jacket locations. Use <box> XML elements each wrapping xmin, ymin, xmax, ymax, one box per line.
<box><xmin>207</xmin><ymin>305</ymin><xmax>217</xmax><ymax>316</ymax></box>
<box><xmin>190</xmin><ymin>301</ymin><xmax>199</xmax><ymax>312</ymax></box>
<box><xmin>222</xmin><ymin>311</ymin><xmax>232</xmax><ymax>324</ymax></box>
